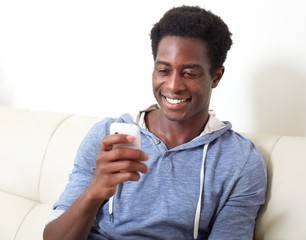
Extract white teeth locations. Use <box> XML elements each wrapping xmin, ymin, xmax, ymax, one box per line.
<box><xmin>166</xmin><ymin>97</ymin><xmax>187</xmax><ymax>104</ymax></box>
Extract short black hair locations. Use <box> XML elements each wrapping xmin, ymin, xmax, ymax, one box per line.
<box><xmin>150</xmin><ymin>5</ymin><xmax>233</xmax><ymax>75</ymax></box>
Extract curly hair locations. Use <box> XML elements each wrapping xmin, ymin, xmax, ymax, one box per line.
<box><xmin>150</xmin><ymin>5</ymin><xmax>233</xmax><ymax>75</ymax></box>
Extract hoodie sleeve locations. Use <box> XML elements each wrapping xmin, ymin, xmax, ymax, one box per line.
<box><xmin>208</xmin><ymin>142</ymin><xmax>267</xmax><ymax>240</ymax></box>
<box><xmin>52</xmin><ymin>119</ymin><xmax>111</xmax><ymax>211</ymax></box>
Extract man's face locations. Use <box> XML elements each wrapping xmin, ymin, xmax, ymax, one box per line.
<box><xmin>152</xmin><ymin>36</ymin><xmax>223</xmax><ymax>123</ymax></box>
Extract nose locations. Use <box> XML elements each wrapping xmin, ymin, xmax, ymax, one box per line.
<box><xmin>167</xmin><ymin>71</ymin><xmax>186</xmax><ymax>92</ymax></box>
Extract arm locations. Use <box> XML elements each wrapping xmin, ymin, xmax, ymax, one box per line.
<box><xmin>43</xmin><ymin>133</ymin><xmax>148</xmax><ymax>240</ymax></box>
<box><xmin>43</xmin><ymin>190</ymin><xmax>103</xmax><ymax>240</ymax></box>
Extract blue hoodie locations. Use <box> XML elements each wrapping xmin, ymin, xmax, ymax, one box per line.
<box><xmin>52</xmin><ymin>106</ymin><xmax>267</xmax><ymax>240</ymax></box>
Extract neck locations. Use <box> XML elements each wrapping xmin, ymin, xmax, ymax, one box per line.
<box><xmin>145</xmin><ymin>109</ymin><xmax>209</xmax><ymax>149</ymax></box>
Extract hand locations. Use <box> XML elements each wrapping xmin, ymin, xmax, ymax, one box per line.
<box><xmin>85</xmin><ymin>133</ymin><xmax>149</xmax><ymax>202</ymax></box>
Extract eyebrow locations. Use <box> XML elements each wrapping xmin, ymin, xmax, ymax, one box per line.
<box><xmin>155</xmin><ymin>60</ymin><xmax>171</xmax><ymax>66</ymax></box>
<box><xmin>155</xmin><ymin>60</ymin><xmax>202</xmax><ymax>69</ymax></box>
<box><xmin>182</xmin><ymin>63</ymin><xmax>202</xmax><ymax>69</ymax></box>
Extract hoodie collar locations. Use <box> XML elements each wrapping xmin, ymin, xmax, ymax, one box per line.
<box><xmin>133</xmin><ymin>104</ymin><xmax>227</xmax><ymax>136</ymax></box>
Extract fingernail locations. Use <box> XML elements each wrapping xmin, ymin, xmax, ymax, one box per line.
<box><xmin>126</xmin><ymin>135</ymin><xmax>135</xmax><ymax>142</ymax></box>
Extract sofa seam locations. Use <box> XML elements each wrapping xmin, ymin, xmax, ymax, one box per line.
<box><xmin>13</xmin><ymin>202</ymin><xmax>39</xmax><ymax>240</ymax></box>
<box><xmin>0</xmin><ymin>189</ymin><xmax>38</xmax><ymax>202</ymax></box>
<box><xmin>37</xmin><ymin>114</ymin><xmax>74</xmax><ymax>203</ymax></box>
<box><xmin>266</xmin><ymin>136</ymin><xmax>282</xmax><ymax>167</ymax></box>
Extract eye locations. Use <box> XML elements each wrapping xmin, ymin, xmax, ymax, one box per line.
<box><xmin>156</xmin><ymin>67</ymin><xmax>171</xmax><ymax>76</ymax></box>
<box><xmin>183</xmin><ymin>71</ymin><xmax>201</xmax><ymax>79</ymax></box>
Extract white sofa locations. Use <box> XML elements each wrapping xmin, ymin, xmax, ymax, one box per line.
<box><xmin>0</xmin><ymin>106</ymin><xmax>305</xmax><ymax>240</ymax></box>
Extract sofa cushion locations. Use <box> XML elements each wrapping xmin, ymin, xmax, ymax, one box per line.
<box><xmin>254</xmin><ymin>136</ymin><xmax>306</xmax><ymax>239</ymax></box>
<box><xmin>0</xmin><ymin>107</ymin><xmax>71</xmax><ymax>201</ymax></box>
<box><xmin>0</xmin><ymin>191</ymin><xmax>38</xmax><ymax>240</ymax></box>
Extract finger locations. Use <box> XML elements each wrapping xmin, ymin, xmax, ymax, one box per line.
<box><xmin>96</xmin><ymin>148</ymin><xmax>148</xmax><ymax>171</ymax></box>
<box><xmin>97</xmin><ymin>159</ymin><xmax>149</xmax><ymax>174</ymax></box>
<box><xmin>111</xmin><ymin>147</ymin><xmax>148</xmax><ymax>162</ymax></box>
<box><xmin>92</xmin><ymin>170</ymin><xmax>142</xmax><ymax>192</ymax></box>
<box><xmin>101</xmin><ymin>134</ymin><xmax>136</xmax><ymax>151</ymax></box>
<box><xmin>118</xmin><ymin>171</ymin><xmax>142</xmax><ymax>182</ymax></box>
<box><xmin>109</xmin><ymin>171</ymin><xmax>142</xmax><ymax>184</ymax></box>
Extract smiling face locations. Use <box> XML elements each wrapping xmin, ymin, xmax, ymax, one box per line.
<box><xmin>152</xmin><ymin>36</ymin><xmax>224</xmax><ymax>124</ymax></box>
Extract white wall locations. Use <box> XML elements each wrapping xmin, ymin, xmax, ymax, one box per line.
<box><xmin>1</xmin><ymin>0</ymin><xmax>306</xmax><ymax>136</ymax></box>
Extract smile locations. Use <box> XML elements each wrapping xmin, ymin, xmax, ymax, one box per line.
<box><xmin>166</xmin><ymin>97</ymin><xmax>188</xmax><ymax>105</ymax></box>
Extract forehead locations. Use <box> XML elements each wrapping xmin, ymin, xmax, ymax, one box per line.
<box><xmin>156</xmin><ymin>36</ymin><xmax>209</xmax><ymax>65</ymax></box>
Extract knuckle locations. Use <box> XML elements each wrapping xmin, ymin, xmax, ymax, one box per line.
<box><xmin>124</xmin><ymin>161</ymin><xmax>134</xmax><ymax>169</ymax></box>
<box><xmin>114</xmin><ymin>148</ymin><xmax>124</xmax><ymax>156</ymax></box>
<box><xmin>126</xmin><ymin>172</ymin><xmax>135</xmax><ymax>179</ymax></box>
<box><xmin>105</xmin><ymin>177</ymin><xmax>116</xmax><ymax>187</ymax></box>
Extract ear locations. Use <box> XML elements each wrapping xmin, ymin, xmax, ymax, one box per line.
<box><xmin>211</xmin><ymin>66</ymin><xmax>225</xmax><ymax>88</ymax></box>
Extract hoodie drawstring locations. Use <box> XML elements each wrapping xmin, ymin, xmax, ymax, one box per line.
<box><xmin>194</xmin><ymin>143</ymin><xmax>209</xmax><ymax>239</ymax></box>
<box><xmin>109</xmin><ymin>196</ymin><xmax>114</xmax><ymax>221</ymax></box>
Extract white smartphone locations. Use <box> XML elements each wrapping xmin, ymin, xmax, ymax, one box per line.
<box><xmin>109</xmin><ymin>122</ymin><xmax>141</xmax><ymax>149</ymax></box>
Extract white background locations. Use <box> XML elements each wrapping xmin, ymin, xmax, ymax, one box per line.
<box><xmin>1</xmin><ymin>0</ymin><xmax>306</xmax><ymax>136</ymax></box>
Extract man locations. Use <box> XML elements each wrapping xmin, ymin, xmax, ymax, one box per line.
<box><xmin>44</xmin><ymin>5</ymin><xmax>267</xmax><ymax>240</ymax></box>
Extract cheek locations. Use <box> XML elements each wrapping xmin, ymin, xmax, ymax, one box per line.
<box><xmin>152</xmin><ymin>74</ymin><xmax>164</xmax><ymax>89</ymax></box>
<box><xmin>193</xmin><ymin>82</ymin><xmax>212</xmax><ymax>99</ymax></box>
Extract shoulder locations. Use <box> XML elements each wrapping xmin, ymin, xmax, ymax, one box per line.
<box><xmin>212</xmin><ymin>130</ymin><xmax>266</xmax><ymax>174</ymax></box>
<box><xmin>211</xmin><ymin>130</ymin><xmax>267</xmax><ymax>200</ymax></box>
<box><xmin>231</xmin><ymin>131</ymin><xmax>267</xmax><ymax>182</ymax></box>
